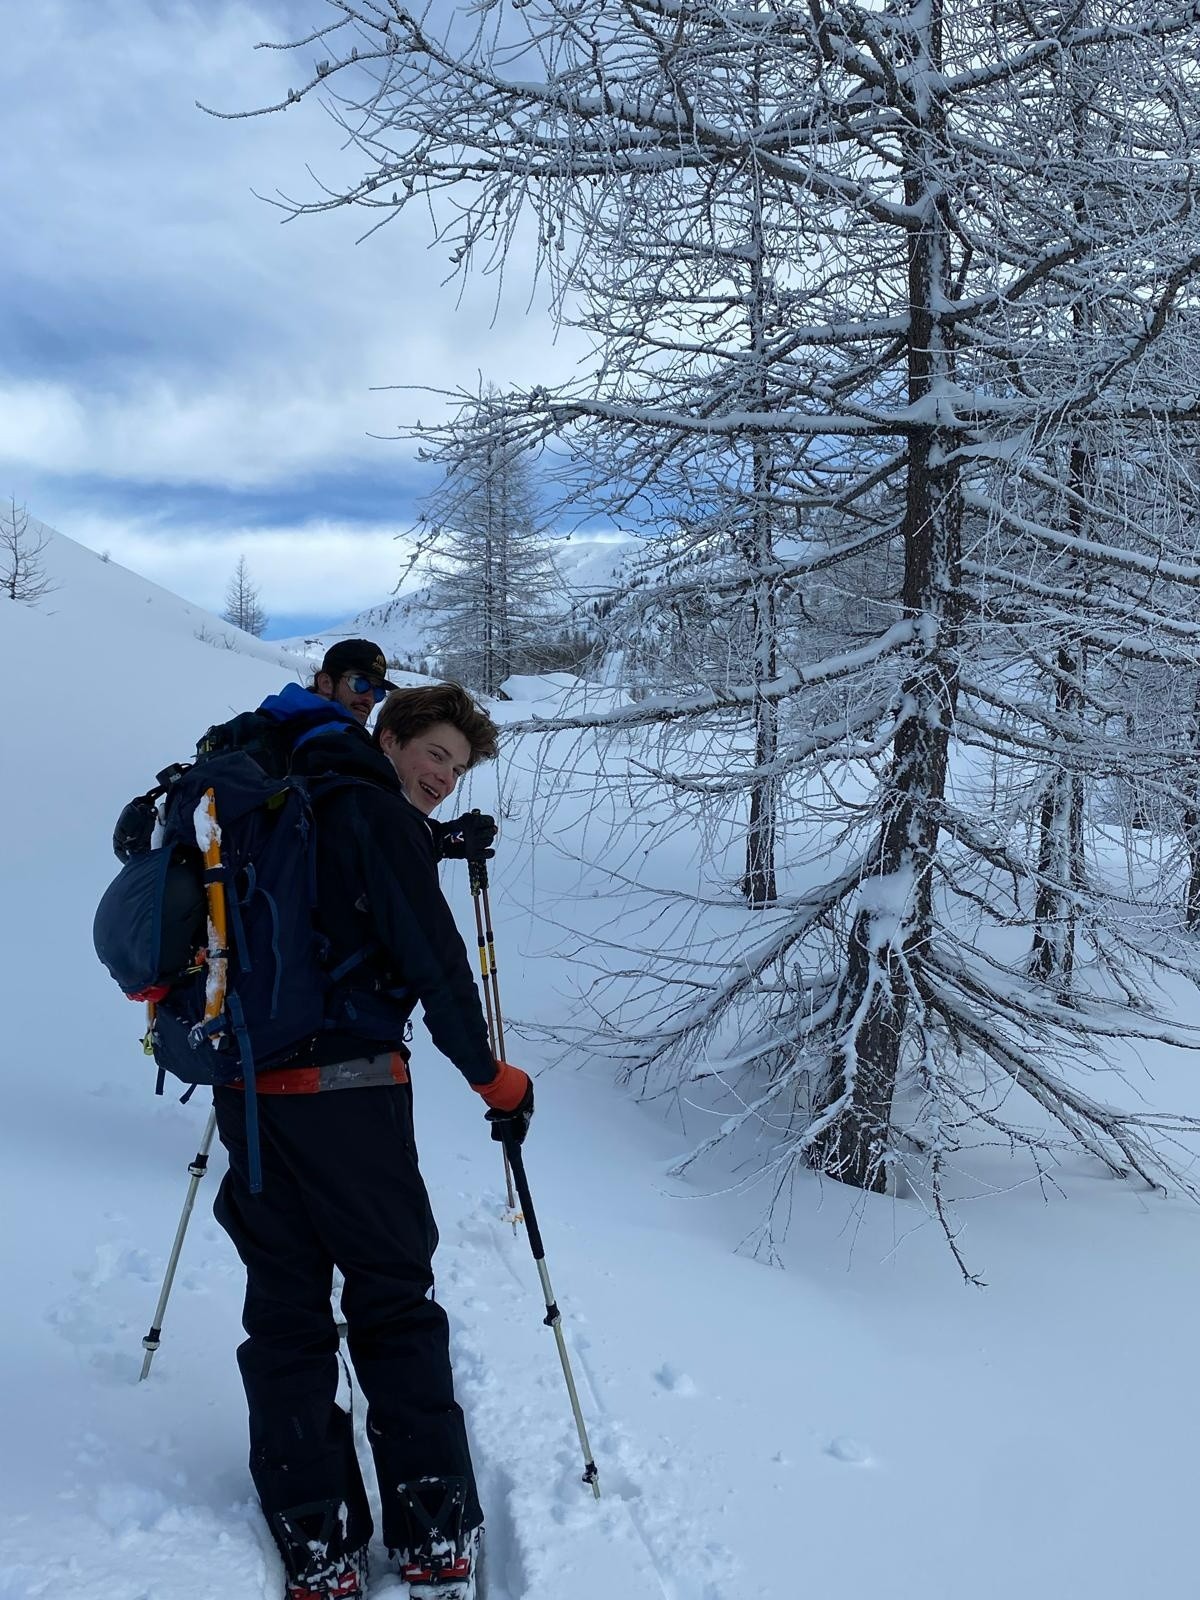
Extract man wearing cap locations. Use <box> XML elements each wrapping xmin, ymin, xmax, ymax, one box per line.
<box><xmin>194</xmin><ymin>635</ymin><xmax>393</xmax><ymax>771</ymax></box>
<box><xmin>309</xmin><ymin>638</ymin><xmax>398</xmax><ymax>725</ymax></box>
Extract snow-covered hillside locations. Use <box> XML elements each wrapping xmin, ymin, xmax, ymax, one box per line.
<box><xmin>1</xmin><ymin>526</ymin><xmax>1198</xmax><ymax>1600</ymax></box>
<box><xmin>17</xmin><ymin>517</ymin><xmax>315</xmax><ymax>682</ymax></box>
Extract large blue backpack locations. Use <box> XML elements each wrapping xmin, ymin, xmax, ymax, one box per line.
<box><xmin>94</xmin><ymin>751</ymin><xmax>363</xmax><ymax>1190</ymax></box>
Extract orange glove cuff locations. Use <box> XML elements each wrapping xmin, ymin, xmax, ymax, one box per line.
<box><xmin>474</xmin><ymin>1061</ymin><xmax>530</xmax><ymax>1113</ymax></box>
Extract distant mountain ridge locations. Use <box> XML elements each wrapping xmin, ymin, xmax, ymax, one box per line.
<box><xmin>275</xmin><ymin>534</ymin><xmax>640</xmax><ymax>675</ymax></box>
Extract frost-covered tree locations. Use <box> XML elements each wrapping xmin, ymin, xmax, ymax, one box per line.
<box><xmin>223</xmin><ymin>0</ymin><xmax>1200</xmax><ymax>1261</ymax></box>
<box><xmin>418</xmin><ymin>406</ymin><xmax>557</xmax><ymax>695</ymax></box>
<box><xmin>559</xmin><ymin>133</ymin><xmax>800</xmax><ymax>908</ymax></box>
<box><xmin>223</xmin><ymin>555</ymin><xmax>268</xmax><ymax>637</ymax></box>
<box><xmin>1</xmin><ymin>500</ymin><xmax>54</xmax><ymax>603</ymax></box>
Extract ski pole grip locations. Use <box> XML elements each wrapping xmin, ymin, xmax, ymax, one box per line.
<box><xmin>466</xmin><ymin>809</ymin><xmax>492</xmax><ymax>893</ymax></box>
<box><xmin>503</xmin><ymin>1140</ymin><xmax>546</xmax><ymax>1262</ymax></box>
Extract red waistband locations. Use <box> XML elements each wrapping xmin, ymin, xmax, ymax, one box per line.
<box><xmin>232</xmin><ymin>1051</ymin><xmax>410</xmax><ymax>1094</ymax></box>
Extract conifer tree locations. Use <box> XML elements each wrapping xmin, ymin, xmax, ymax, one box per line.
<box><xmin>419</xmin><ymin>411</ymin><xmax>556</xmax><ymax>695</ymax></box>
<box><xmin>223</xmin><ymin>555</ymin><xmax>268</xmax><ymax>638</ymax></box>
<box><xmin>1</xmin><ymin>500</ymin><xmax>54</xmax><ymax>604</ymax></box>
<box><xmin>225</xmin><ymin>0</ymin><xmax>1200</xmax><ymax>1261</ymax></box>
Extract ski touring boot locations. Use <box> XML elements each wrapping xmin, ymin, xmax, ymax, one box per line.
<box><xmin>391</xmin><ymin>1477</ymin><xmax>482</xmax><ymax>1600</ymax></box>
<box><xmin>271</xmin><ymin>1500</ymin><xmax>369</xmax><ymax>1600</ymax></box>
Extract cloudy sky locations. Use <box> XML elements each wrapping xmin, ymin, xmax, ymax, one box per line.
<box><xmin>4</xmin><ymin>2</ymin><xmax>587</xmax><ymax>636</ymax></box>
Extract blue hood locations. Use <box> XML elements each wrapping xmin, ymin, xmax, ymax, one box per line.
<box><xmin>257</xmin><ymin>682</ymin><xmax>359</xmax><ymax>728</ymax></box>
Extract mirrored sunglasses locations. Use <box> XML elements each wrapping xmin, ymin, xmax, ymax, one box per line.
<box><xmin>344</xmin><ymin>672</ymin><xmax>388</xmax><ymax>704</ymax></box>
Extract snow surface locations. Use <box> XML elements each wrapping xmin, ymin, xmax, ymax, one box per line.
<box><xmin>1</xmin><ymin>521</ymin><xmax>1198</xmax><ymax>1599</ymax></box>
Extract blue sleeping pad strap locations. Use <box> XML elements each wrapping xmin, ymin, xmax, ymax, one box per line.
<box><xmin>225</xmin><ymin>991</ymin><xmax>262</xmax><ymax>1194</ymax></box>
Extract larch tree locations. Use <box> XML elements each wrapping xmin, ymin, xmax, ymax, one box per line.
<box><xmin>418</xmin><ymin>405</ymin><xmax>557</xmax><ymax>695</ymax></box>
<box><xmin>221</xmin><ymin>0</ymin><xmax>1200</xmax><ymax>1264</ymax></box>
<box><xmin>223</xmin><ymin>554</ymin><xmax>269</xmax><ymax>638</ymax></box>
<box><xmin>1</xmin><ymin>500</ymin><xmax>54</xmax><ymax>603</ymax></box>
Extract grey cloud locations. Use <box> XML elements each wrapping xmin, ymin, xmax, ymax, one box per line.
<box><xmin>4</xmin><ymin>0</ymin><xmax>584</xmax><ymax>491</ymax></box>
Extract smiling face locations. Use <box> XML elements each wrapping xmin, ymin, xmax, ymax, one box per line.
<box><xmin>379</xmin><ymin>720</ymin><xmax>473</xmax><ymax>813</ymax></box>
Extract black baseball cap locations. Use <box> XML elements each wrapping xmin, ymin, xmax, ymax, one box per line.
<box><xmin>319</xmin><ymin>639</ymin><xmax>398</xmax><ymax>691</ymax></box>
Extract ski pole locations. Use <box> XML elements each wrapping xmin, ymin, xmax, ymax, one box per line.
<box><xmin>139</xmin><ymin>1106</ymin><xmax>217</xmax><ymax>1380</ymax></box>
<box><xmin>474</xmin><ymin>864</ymin><xmax>507</xmax><ymax>1063</ymax></box>
<box><xmin>468</xmin><ymin>851</ymin><xmax>516</xmax><ymax>1214</ymax></box>
<box><xmin>469</xmin><ymin>861</ymin><xmax>499</xmax><ymax>1055</ymax></box>
<box><xmin>502</xmin><ymin>1135</ymin><xmax>601</xmax><ymax>1499</ymax></box>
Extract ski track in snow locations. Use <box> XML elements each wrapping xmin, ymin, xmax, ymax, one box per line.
<box><xmin>10</xmin><ymin>1218</ymin><xmax>266</xmax><ymax>1600</ymax></box>
<box><xmin>3</xmin><ymin>1169</ymin><xmax>734</xmax><ymax>1600</ymax></box>
<box><xmin>431</xmin><ymin>1175</ymin><xmax>735</xmax><ymax>1600</ymax></box>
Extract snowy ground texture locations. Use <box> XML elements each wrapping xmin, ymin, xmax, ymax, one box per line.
<box><xmin>2</xmin><ymin>524</ymin><xmax>1198</xmax><ymax>1600</ymax></box>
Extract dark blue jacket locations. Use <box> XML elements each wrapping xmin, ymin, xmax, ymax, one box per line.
<box><xmin>266</xmin><ymin>700</ymin><xmax>496</xmax><ymax>1087</ymax></box>
<box><xmin>257</xmin><ymin>682</ymin><xmax>357</xmax><ymax>742</ymax></box>
<box><xmin>195</xmin><ymin>684</ymin><xmax>357</xmax><ymax>779</ymax></box>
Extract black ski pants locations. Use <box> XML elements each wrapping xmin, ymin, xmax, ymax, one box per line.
<box><xmin>212</xmin><ymin>1082</ymin><xmax>483</xmax><ymax>1559</ymax></box>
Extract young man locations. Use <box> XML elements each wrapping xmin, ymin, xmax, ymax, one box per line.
<box><xmin>197</xmin><ymin>639</ymin><xmax>495</xmax><ymax>860</ymax></box>
<box><xmin>212</xmin><ymin>682</ymin><xmax>531</xmax><ymax>1600</ymax></box>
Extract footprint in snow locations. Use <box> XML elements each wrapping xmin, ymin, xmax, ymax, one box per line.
<box><xmin>653</xmin><ymin>1362</ymin><xmax>697</xmax><ymax>1396</ymax></box>
<box><xmin>824</xmin><ymin>1436</ymin><xmax>873</xmax><ymax>1466</ymax></box>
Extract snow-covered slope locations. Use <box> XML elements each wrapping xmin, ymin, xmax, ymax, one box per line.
<box><xmin>20</xmin><ymin>517</ymin><xmax>314</xmax><ymax>679</ymax></box>
<box><xmin>1</xmin><ymin>529</ymin><xmax>1197</xmax><ymax>1600</ymax></box>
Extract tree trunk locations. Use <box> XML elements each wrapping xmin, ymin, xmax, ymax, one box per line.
<box><xmin>742</xmin><ymin>437</ymin><xmax>779</xmax><ymax>907</ymax></box>
<box><xmin>1184</xmin><ymin>681</ymin><xmax>1200</xmax><ymax>929</ymax></box>
<box><xmin>814</xmin><ymin>0</ymin><xmax>959</xmax><ymax>1189</ymax></box>
<box><xmin>740</xmin><ymin>111</ymin><xmax>779</xmax><ymax>909</ymax></box>
<box><xmin>1030</xmin><ymin>644</ymin><xmax>1085</xmax><ymax>992</ymax></box>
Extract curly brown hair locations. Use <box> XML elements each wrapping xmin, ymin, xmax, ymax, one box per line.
<box><xmin>373</xmin><ymin>682</ymin><xmax>500</xmax><ymax>766</ymax></box>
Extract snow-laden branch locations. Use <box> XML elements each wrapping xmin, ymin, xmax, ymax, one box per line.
<box><xmin>507</xmin><ymin>618</ymin><xmax>915</xmax><ymax>734</ymax></box>
<box><xmin>963</xmin><ymin>491</ymin><xmax>1200</xmax><ymax>587</ymax></box>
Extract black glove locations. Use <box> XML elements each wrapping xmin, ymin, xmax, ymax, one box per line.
<box><xmin>485</xmin><ymin>1077</ymin><xmax>534</xmax><ymax>1147</ymax></box>
<box><xmin>438</xmin><ymin>811</ymin><xmax>497</xmax><ymax>861</ymax></box>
